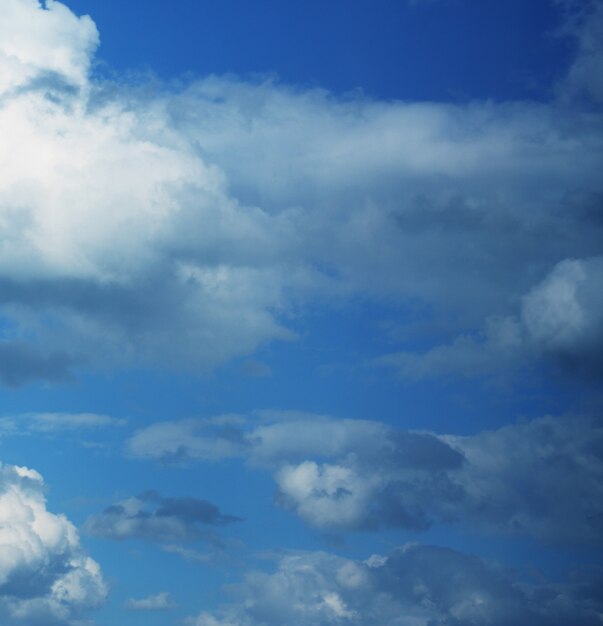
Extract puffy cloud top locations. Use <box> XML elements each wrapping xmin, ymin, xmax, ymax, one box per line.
<box><xmin>0</xmin><ymin>462</ymin><xmax>106</xmax><ymax>624</ymax></box>
<box><xmin>0</xmin><ymin>0</ymin><xmax>97</xmax><ymax>94</ymax></box>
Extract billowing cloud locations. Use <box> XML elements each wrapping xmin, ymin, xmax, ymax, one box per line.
<box><xmin>0</xmin><ymin>0</ymin><xmax>97</xmax><ymax>93</ymax></box>
<box><xmin>0</xmin><ymin>462</ymin><xmax>106</xmax><ymax>625</ymax></box>
<box><xmin>187</xmin><ymin>545</ymin><xmax>603</xmax><ymax>626</ymax></box>
<box><xmin>85</xmin><ymin>491</ymin><xmax>241</xmax><ymax>544</ymax></box>
<box><xmin>128</xmin><ymin>412</ymin><xmax>603</xmax><ymax>544</ymax></box>
<box><xmin>0</xmin><ymin>0</ymin><xmax>602</xmax><ymax>385</ymax></box>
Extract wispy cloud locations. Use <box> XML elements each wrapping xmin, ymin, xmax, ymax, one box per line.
<box><xmin>26</xmin><ymin>412</ymin><xmax>127</xmax><ymax>431</ymax></box>
<box><xmin>125</xmin><ymin>592</ymin><xmax>174</xmax><ymax>611</ymax></box>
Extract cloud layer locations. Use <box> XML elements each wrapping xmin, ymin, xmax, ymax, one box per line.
<box><xmin>187</xmin><ymin>545</ymin><xmax>603</xmax><ymax>626</ymax></box>
<box><xmin>1</xmin><ymin>2</ymin><xmax>603</xmax><ymax>623</ymax></box>
<box><xmin>0</xmin><ymin>0</ymin><xmax>602</xmax><ymax>385</ymax></box>
<box><xmin>129</xmin><ymin>412</ymin><xmax>603</xmax><ymax>544</ymax></box>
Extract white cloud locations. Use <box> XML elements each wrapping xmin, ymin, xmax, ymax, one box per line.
<box><xmin>0</xmin><ymin>0</ymin><xmax>97</xmax><ymax>94</ymax></box>
<box><xmin>0</xmin><ymin>462</ymin><xmax>106</xmax><ymax>624</ymax></box>
<box><xmin>275</xmin><ymin>461</ymin><xmax>380</xmax><ymax>529</ymax></box>
<box><xmin>127</xmin><ymin>416</ymin><xmax>249</xmax><ymax>463</ymax></box>
<box><xmin>0</xmin><ymin>0</ymin><xmax>602</xmax><ymax>384</ymax></box>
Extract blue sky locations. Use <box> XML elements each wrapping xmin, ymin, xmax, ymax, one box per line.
<box><xmin>0</xmin><ymin>1</ymin><xmax>602</xmax><ymax>625</ymax></box>
<box><xmin>70</xmin><ymin>0</ymin><xmax>569</xmax><ymax>100</ymax></box>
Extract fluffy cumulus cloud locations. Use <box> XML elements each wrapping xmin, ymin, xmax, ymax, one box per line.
<box><xmin>187</xmin><ymin>545</ymin><xmax>603</xmax><ymax>626</ymax></box>
<box><xmin>0</xmin><ymin>462</ymin><xmax>106</xmax><ymax>625</ymax></box>
<box><xmin>0</xmin><ymin>0</ymin><xmax>602</xmax><ymax>384</ymax></box>
<box><xmin>129</xmin><ymin>412</ymin><xmax>603</xmax><ymax>544</ymax></box>
<box><xmin>84</xmin><ymin>491</ymin><xmax>241</xmax><ymax>544</ymax></box>
<box><xmin>0</xmin><ymin>0</ymin><xmax>97</xmax><ymax>93</ymax></box>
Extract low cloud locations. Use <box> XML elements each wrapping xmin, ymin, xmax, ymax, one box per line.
<box><xmin>377</xmin><ymin>256</ymin><xmax>603</xmax><ymax>382</ymax></box>
<box><xmin>0</xmin><ymin>462</ymin><xmax>106</xmax><ymax>625</ymax></box>
<box><xmin>127</xmin><ymin>415</ymin><xmax>250</xmax><ymax>464</ymax></box>
<box><xmin>129</xmin><ymin>412</ymin><xmax>603</xmax><ymax>545</ymax></box>
<box><xmin>187</xmin><ymin>545</ymin><xmax>603</xmax><ymax>626</ymax></box>
<box><xmin>0</xmin><ymin>0</ymin><xmax>97</xmax><ymax>94</ymax></box>
<box><xmin>85</xmin><ymin>491</ymin><xmax>241</xmax><ymax>544</ymax></box>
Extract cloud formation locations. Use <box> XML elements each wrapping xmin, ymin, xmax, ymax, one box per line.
<box><xmin>187</xmin><ymin>544</ymin><xmax>603</xmax><ymax>626</ymax></box>
<box><xmin>125</xmin><ymin>591</ymin><xmax>174</xmax><ymax>611</ymax></box>
<box><xmin>129</xmin><ymin>412</ymin><xmax>603</xmax><ymax>544</ymax></box>
<box><xmin>24</xmin><ymin>412</ymin><xmax>126</xmax><ymax>431</ymax></box>
<box><xmin>0</xmin><ymin>462</ymin><xmax>106</xmax><ymax>625</ymax></box>
<box><xmin>85</xmin><ymin>491</ymin><xmax>241</xmax><ymax>544</ymax></box>
<box><xmin>0</xmin><ymin>0</ymin><xmax>601</xmax><ymax>386</ymax></box>
<box><xmin>377</xmin><ymin>256</ymin><xmax>603</xmax><ymax>381</ymax></box>
<box><xmin>0</xmin><ymin>0</ymin><xmax>97</xmax><ymax>94</ymax></box>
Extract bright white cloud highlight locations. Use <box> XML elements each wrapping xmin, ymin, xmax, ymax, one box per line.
<box><xmin>0</xmin><ymin>0</ymin><xmax>97</xmax><ymax>94</ymax></box>
<box><xmin>0</xmin><ymin>462</ymin><xmax>106</xmax><ymax>624</ymax></box>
